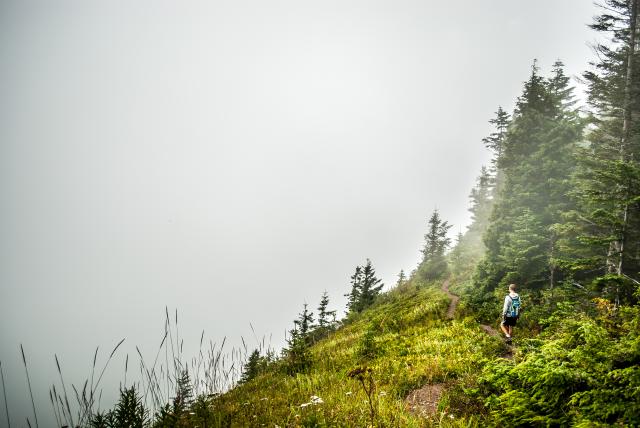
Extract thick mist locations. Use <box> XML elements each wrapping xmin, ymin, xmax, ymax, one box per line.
<box><xmin>1</xmin><ymin>0</ymin><xmax>597</xmax><ymax>425</ymax></box>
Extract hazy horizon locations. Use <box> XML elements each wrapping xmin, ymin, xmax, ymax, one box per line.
<box><xmin>1</xmin><ymin>0</ymin><xmax>599</xmax><ymax>425</ymax></box>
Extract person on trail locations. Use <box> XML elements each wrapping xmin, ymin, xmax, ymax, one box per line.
<box><xmin>500</xmin><ymin>283</ymin><xmax>521</xmax><ymax>342</ymax></box>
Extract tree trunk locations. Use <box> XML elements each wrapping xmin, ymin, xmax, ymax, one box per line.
<box><xmin>609</xmin><ymin>0</ymin><xmax>639</xmax><ymax>277</ymax></box>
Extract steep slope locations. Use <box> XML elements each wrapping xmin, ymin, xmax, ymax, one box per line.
<box><xmin>208</xmin><ymin>280</ymin><xmax>506</xmax><ymax>427</ymax></box>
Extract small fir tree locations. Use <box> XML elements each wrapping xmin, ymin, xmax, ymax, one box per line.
<box><xmin>317</xmin><ymin>291</ymin><xmax>336</xmax><ymax>329</ymax></box>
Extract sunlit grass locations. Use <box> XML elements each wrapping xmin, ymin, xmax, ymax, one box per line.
<box><xmin>209</xmin><ymin>282</ymin><xmax>505</xmax><ymax>426</ymax></box>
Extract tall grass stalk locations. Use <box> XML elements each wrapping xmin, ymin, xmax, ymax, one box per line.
<box><xmin>54</xmin><ymin>354</ymin><xmax>74</xmax><ymax>427</ymax></box>
<box><xmin>1</xmin><ymin>360</ymin><xmax>10</xmax><ymax>428</ymax></box>
<box><xmin>20</xmin><ymin>345</ymin><xmax>39</xmax><ymax>428</ymax></box>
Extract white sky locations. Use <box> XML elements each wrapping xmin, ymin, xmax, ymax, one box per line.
<box><xmin>1</xmin><ymin>0</ymin><xmax>599</xmax><ymax>424</ymax></box>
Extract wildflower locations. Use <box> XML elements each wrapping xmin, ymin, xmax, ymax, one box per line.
<box><xmin>345</xmin><ymin>391</ymin><xmax>352</xmax><ymax>396</ymax></box>
<box><xmin>379</xmin><ymin>391</ymin><xmax>387</xmax><ymax>397</ymax></box>
<box><xmin>300</xmin><ymin>402</ymin><xmax>311</xmax><ymax>408</ymax></box>
<box><xmin>449</xmin><ymin>414</ymin><xmax>455</xmax><ymax>419</ymax></box>
<box><xmin>260</xmin><ymin>397</ymin><xmax>268</xmax><ymax>401</ymax></box>
<box><xmin>310</xmin><ymin>395</ymin><xmax>324</xmax><ymax>404</ymax></box>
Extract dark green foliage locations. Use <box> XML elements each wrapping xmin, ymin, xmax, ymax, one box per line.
<box><xmin>316</xmin><ymin>291</ymin><xmax>336</xmax><ymax>330</ymax></box>
<box><xmin>346</xmin><ymin>260</ymin><xmax>384</xmax><ymax>314</ymax></box>
<box><xmin>450</xmin><ymin>167</ymin><xmax>496</xmax><ymax>277</ymax></box>
<box><xmin>477</xmin><ymin>60</ymin><xmax>582</xmax><ymax>293</ymax></box>
<box><xmin>480</xmin><ymin>306</ymin><xmax>640</xmax><ymax>426</ymax></box>
<box><xmin>90</xmin><ymin>386</ymin><xmax>148</xmax><ymax>428</ymax></box>
<box><xmin>482</xmin><ymin>106</ymin><xmax>510</xmax><ymax>173</ymax></box>
<box><xmin>345</xmin><ymin>266</ymin><xmax>363</xmax><ymax>313</ymax></box>
<box><xmin>418</xmin><ymin>209</ymin><xmax>452</xmax><ymax>281</ymax></box>
<box><xmin>284</xmin><ymin>304</ymin><xmax>315</xmax><ymax>374</ymax></box>
<box><xmin>558</xmin><ymin>0</ymin><xmax>640</xmax><ymax>302</ymax></box>
<box><xmin>357</xmin><ymin>323</ymin><xmax>380</xmax><ymax>360</ymax></box>
<box><xmin>239</xmin><ymin>349</ymin><xmax>269</xmax><ymax>384</ymax></box>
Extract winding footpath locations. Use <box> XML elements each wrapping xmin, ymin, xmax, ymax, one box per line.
<box><xmin>405</xmin><ymin>279</ymin><xmax>512</xmax><ymax>418</ymax></box>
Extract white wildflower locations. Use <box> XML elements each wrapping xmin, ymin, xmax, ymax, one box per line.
<box><xmin>300</xmin><ymin>402</ymin><xmax>311</xmax><ymax>408</ymax></box>
<box><xmin>345</xmin><ymin>391</ymin><xmax>352</xmax><ymax>396</ymax></box>
<box><xmin>310</xmin><ymin>395</ymin><xmax>324</xmax><ymax>404</ymax></box>
<box><xmin>449</xmin><ymin>414</ymin><xmax>455</xmax><ymax>419</ymax></box>
<box><xmin>379</xmin><ymin>391</ymin><xmax>387</xmax><ymax>397</ymax></box>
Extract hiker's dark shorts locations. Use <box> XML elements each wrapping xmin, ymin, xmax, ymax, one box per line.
<box><xmin>501</xmin><ymin>316</ymin><xmax>518</xmax><ymax>327</ymax></box>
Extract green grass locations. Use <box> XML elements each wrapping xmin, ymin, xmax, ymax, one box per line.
<box><xmin>209</xmin><ymin>281</ymin><xmax>506</xmax><ymax>427</ymax></box>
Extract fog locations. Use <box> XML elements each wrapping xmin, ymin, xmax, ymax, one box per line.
<box><xmin>1</xmin><ymin>0</ymin><xmax>597</xmax><ymax>425</ymax></box>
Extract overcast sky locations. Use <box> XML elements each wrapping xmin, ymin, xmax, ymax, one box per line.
<box><xmin>1</xmin><ymin>0</ymin><xmax>599</xmax><ymax>425</ymax></box>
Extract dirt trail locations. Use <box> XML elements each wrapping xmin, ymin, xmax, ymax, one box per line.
<box><xmin>405</xmin><ymin>279</ymin><xmax>512</xmax><ymax>417</ymax></box>
<box><xmin>441</xmin><ymin>279</ymin><xmax>459</xmax><ymax>319</ymax></box>
<box><xmin>440</xmin><ymin>280</ymin><xmax>501</xmax><ymax>338</ymax></box>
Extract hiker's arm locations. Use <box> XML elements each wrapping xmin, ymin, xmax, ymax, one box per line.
<box><xmin>502</xmin><ymin>296</ymin><xmax>510</xmax><ymax>316</ymax></box>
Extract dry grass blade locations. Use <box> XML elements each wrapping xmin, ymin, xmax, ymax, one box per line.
<box><xmin>20</xmin><ymin>345</ymin><xmax>39</xmax><ymax>428</ymax></box>
<box><xmin>90</xmin><ymin>338</ymin><xmax>126</xmax><ymax>410</ymax></box>
<box><xmin>1</xmin><ymin>361</ymin><xmax>11</xmax><ymax>428</ymax></box>
<box><xmin>54</xmin><ymin>354</ymin><xmax>74</xmax><ymax>428</ymax></box>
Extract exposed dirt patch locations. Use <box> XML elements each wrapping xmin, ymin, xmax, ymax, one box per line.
<box><xmin>480</xmin><ymin>323</ymin><xmax>499</xmax><ymax>336</ymax></box>
<box><xmin>404</xmin><ymin>383</ymin><xmax>445</xmax><ymax>417</ymax></box>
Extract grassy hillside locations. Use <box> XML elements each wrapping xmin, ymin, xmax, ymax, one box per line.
<box><xmin>87</xmin><ymin>273</ymin><xmax>639</xmax><ymax>427</ymax></box>
<box><xmin>207</xmin><ymin>280</ymin><xmax>506</xmax><ymax>427</ymax></box>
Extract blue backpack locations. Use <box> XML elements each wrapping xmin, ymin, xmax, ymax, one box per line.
<box><xmin>509</xmin><ymin>295</ymin><xmax>521</xmax><ymax>318</ymax></box>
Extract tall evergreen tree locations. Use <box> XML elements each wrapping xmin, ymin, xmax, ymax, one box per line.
<box><xmin>419</xmin><ymin>209</ymin><xmax>452</xmax><ymax>281</ymax></box>
<box><xmin>477</xmin><ymin>61</ymin><xmax>582</xmax><ymax>292</ymax></box>
<box><xmin>465</xmin><ymin>166</ymin><xmax>495</xmax><ymax>255</ymax></box>
<box><xmin>560</xmin><ymin>0</ymin><xmax>640</xmax><ymax>304</ymax></box>
<box><xmin>345</xmin><ymin>266</ymin><xmax>363</xmax><ymax>314</ymax></box>
<box><xmin>482</xmin><ymin>106</ymin><xmax>511</xmax><ymax>173</ymax></box>
<box><xmin>449</xmin><ymin>231</ymin><xmax>467</xmax><ymax>276</ymax></box>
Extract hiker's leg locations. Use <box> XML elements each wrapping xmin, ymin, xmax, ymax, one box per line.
<box><xmin>508</xmin><ymin>326</ymin><xmax>513</xmax><ymax>337</ymax></box>
<box><xmin>500</xmin><ymin>321</ymin><xmax>509</xmax><ymax>336</ymax></box>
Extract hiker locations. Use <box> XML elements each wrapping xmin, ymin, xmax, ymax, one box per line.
<box><xmin>500</xmin><ymin>283</ymin><xmax>521</xmax><ymax>342</ymax></box>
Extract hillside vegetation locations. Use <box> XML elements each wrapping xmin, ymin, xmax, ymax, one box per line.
<box><xmin>207</xmin><ymin>281</ymin><xmax>503</xmax><ymax>427</ymax></box>
<box><xmin>36</xmin><ymin>1</ymin><xmax>640</xmax><ymax>426</ymax></box>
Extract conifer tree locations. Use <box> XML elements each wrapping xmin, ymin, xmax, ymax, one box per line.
<box><xmin>285</xmin><ymin>304</ymin><xmax>315</xmax><ymax>374</ymax></box>
<box><xmin>477</xmin><ymin>61</ymin><xmax>582</xmax><ymax>291</ymax></box>
<box><xmin>345</xmin><ymin>260</ymin><xmax>383</xmax><ymax>314</ymax></box>
<box><xmin>419</xmin><ymin>209</ymin><xmax>452</xmax><ymax>281</ymax></box>
<box><xmin>560</xmin><ymin>0</ymin><xmax>640</xmax><ymax>303</ymax></box>
<box><xmin>357</xmin><ymin>259</ymin><xmax>384</xmax><ymax>310</ymax></box>
<box><xmin>465</xmin><ymin>166</ymin><xmax>494</xmax><ymax>255</ymax></box>
<box><xmin>396</xmin><ymin>269</ymin><xmax>406</xmax><ymax>287</ymax></box>
<box><xmin>449</xmin><ymin>232</ymin><xmax>466</xmax><ymax>276</ymax></box>
<box><xmin>317</xmin><ymin>291</ymin><xmax>336</xmax><ymax>329</ymax></box>
<box><xmin>482</xmin><ymin>106</ymin><xmax>511</xmax><ymax>173</ymax></box>
<box><xmin>345</xmin><ymin>266</ymin><xmax>362</xmax><ymax>314</ymax></box>
<box><xmin>293</xmin><ymin>303</ymin><xmax>314</xmax><ymax>337</ymax></box>
<box><xmin>239</xmin><ymin>349</ymin><xmax>262</xmax><ymax>384</ymax></box>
